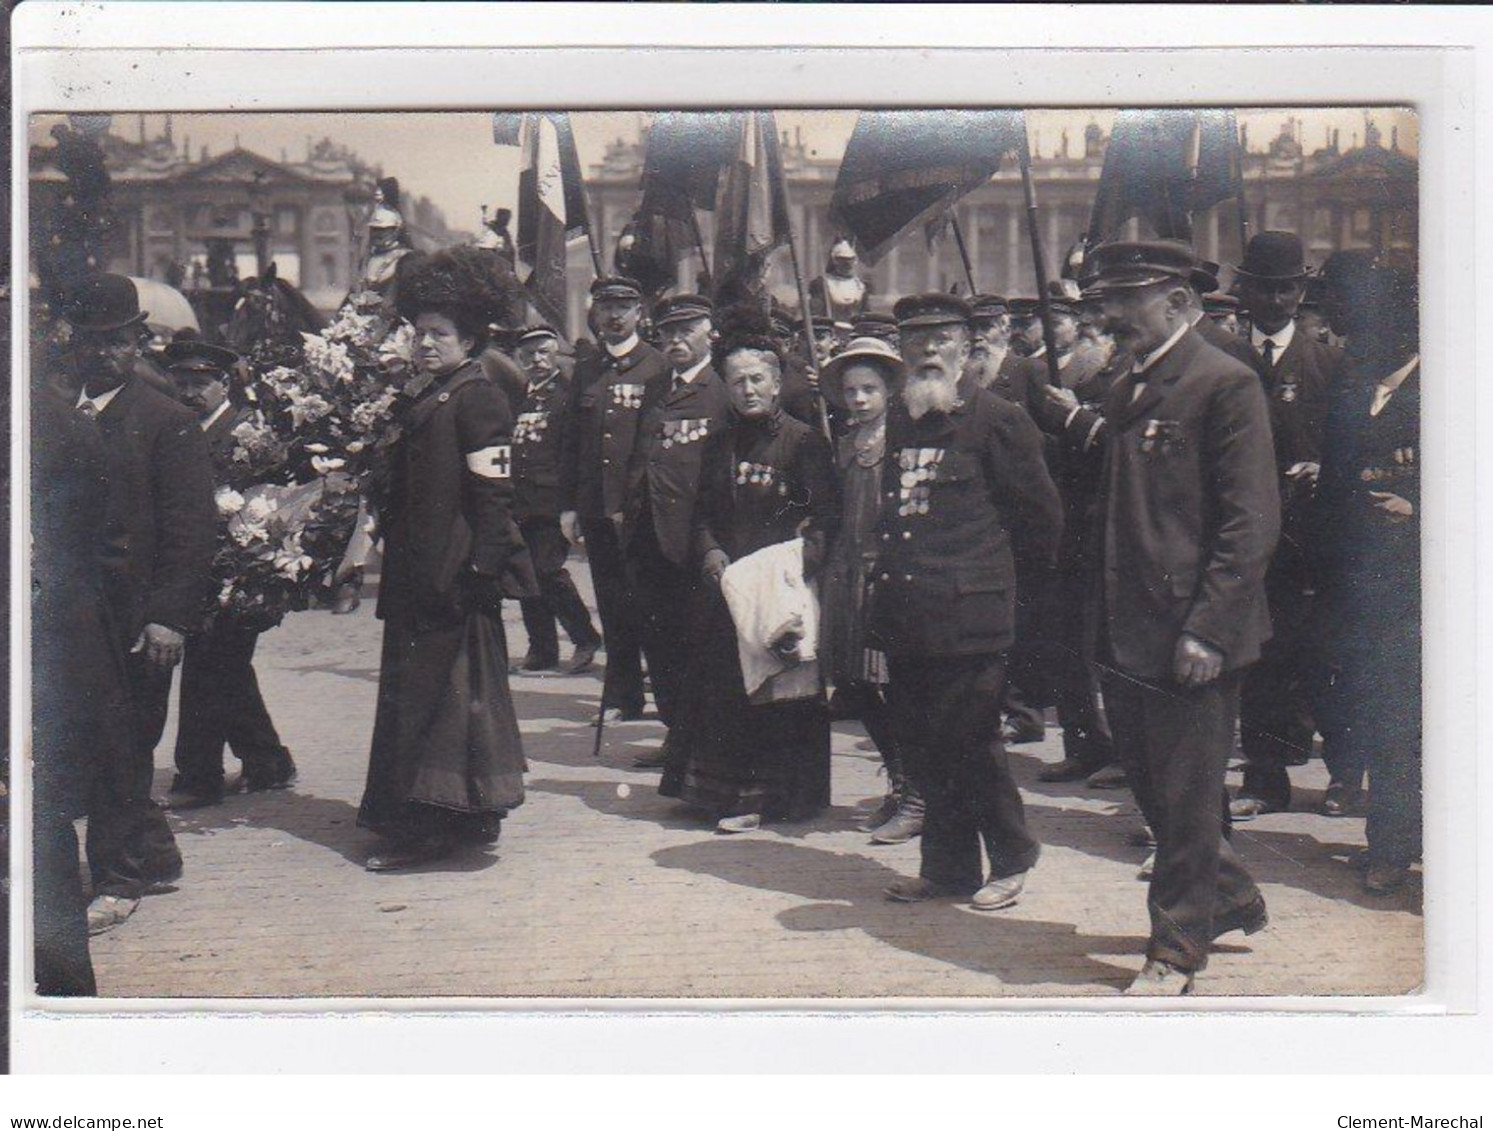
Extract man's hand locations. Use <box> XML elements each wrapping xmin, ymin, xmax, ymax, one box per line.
<box><xmin>1172</xmin><ymin>633</ymin><xmax>1224</xmax><ymax>689</ymax></box>
<box><xmin>133</xmin><ymin>623</ymin><xmax>186</xmax><ymax>671</ymax></box>
<box><xmin>1044</xmin><ymin>385</ymin><xmax>1080</xmax><ymax>414</ymax></box>
<box><xmin>560</xmin><ymin>511</ymin><xmax>582</xmax><ymax>546</ymax></box>
<box><xmin>1368</xmin><ymin>490</ymin><xmax>1413</xmax><ymax>523</ymax></box>
<box><xmin>702</xmin><ymin>548</ymin><xmax>730</xmax><ymax>587</ymax></box>
<box><xmin>1285</xmin><ymin>461</ymin><xmax>1320</xmax><ymax>485</ymax></box>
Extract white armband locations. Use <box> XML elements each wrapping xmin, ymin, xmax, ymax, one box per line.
<box><xmin>466</xmin><ymin>445</ymin><xmax>512</xmax><ymax>479</ymax></box>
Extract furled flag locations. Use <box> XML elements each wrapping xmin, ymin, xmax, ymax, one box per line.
<box><xmin>631</xmin><ymin>111</ymin><xmax>741</xmax><ymax>289</ymax></box>
<box><xmin>503</xmin><ymin>112</ymin><xmax>594</xmax><ymax>329</ymax></box>
<box><xmin>712</xmin><ymin>111</ymin><xmax>791</xmax><ymax>302</ymax></box>
<box><xmin>1085</xmin><ymin>108</ymin><xmax>1243</xmax><ymax>246</ymax></box>
<box><xmin>829</xmin><ymin>110</ymin><xmax>1027</xmax><ymax>265</ymax></box>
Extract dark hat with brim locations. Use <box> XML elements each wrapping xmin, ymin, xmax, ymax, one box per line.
<box><xmin>893</xmin><ymin>292</ymin><xmax>972</xmax><ymax>330</ymax></box>
<box><xmin>1190</xmin><ymin>260</ymin><xmax>1222</xmax><ymax>296</ymax></box>
<box><xmin>1203</xmin><ymin>293</ymin><xmax>1240</xmax><ymax>314</ymax></box>
<box><xmin>516</xmin><ymin>323</ymin><xmax>560</xmax><ymax>347</ymax></box>
<box><xmin>969</xmin><ymin>293</ymin><xmax>1009</xmax><ymax>322</ymax></box>
<box><xmin>590</xmin><ymin>275</ymin><xmax>644</xmax><ymax>302</ymax></box>
<box><xmin>1086</xmin><ymin>240</ymin><xmax>1200</xmax><ymax>294</ymax></box>
<box><xmin>1236</xmin><ymin>231</ymin><xmax>1309</xmax><ymax>281</ymax></box>
<box><xmin>61</xmin><ymin>274</ymin><xmax>149</xmax><ymax>333</ymax></box>
<box><xmin>793</xmin><ymin>313</ymin><xmax>837</xmax><ymax>336</ymax></box>
<box><xmin>849</xmin><ymin>312</ymin><xmax>898</xmax><ymax>340</ymax></box>
<box><xmin>652</xmin><ymin>293</ymin><xmax>714</xmax><ymax>328</ymax></box>
<box><xmin>819</xmin><ymin>337</ymin><xmax>907</xmax><ymax>410</ymax></box>
<box><xmin>164</xmin><ymin>340</ymin><xmax>239</xmax><ymax>374</ymax></box>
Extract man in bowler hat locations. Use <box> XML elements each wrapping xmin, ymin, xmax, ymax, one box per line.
<box><xmin>62</xmin><ymin>274</ymin><xmax>217</xmax><ymax>933</ymax></box>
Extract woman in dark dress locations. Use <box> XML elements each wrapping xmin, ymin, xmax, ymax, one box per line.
<box><xmin>659</xmin><ymin>336</ymin><xmax>840</xmax><ymax>833</ymax></box>
<box><xmin>358</xmin><ymin>248</ymin><xmax>537</xmax><ymax>871</ymax></box>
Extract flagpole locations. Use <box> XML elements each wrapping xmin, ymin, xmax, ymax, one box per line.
<box><xmin>950</xmin><ymin>214</ymin><xmax>978</xmax><ymax>295</ymax></box>
<box><xmin>1016</xmin><ymin>117</ymin><xmax>1063</xmax><ymax>390</ymax></box>
<box><xmin>768</xmin><ymin>110</ymin><xmax>834</xmax><ymax>443</ymax></box>
<box><xmin>688</xmin><ymin>208</ymin><xmax>713</xmax><ymax>294</ymax></box>
<box><xmin>1232</xmin><ymin>111</ymin><xmax>1250</xmax><ymax>260</ymax></box>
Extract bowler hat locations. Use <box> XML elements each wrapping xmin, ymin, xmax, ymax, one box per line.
<box><xmin>61</xmin><ymin>274</ymin><xmax>149</xmax><ymax>333</ymax></box>
<box><xmin>1236</xmin><ymin>231</ymin><xmax>1309</xmax><ymax>281</ymax></box>
<box><xmin>652</xmin><ymin>293</ymin><xmax>714</xmax><ymax>329</ymax></box>
<box><xmin>590</xmin><ymin>275</ymin><xmax>644</xmax><ymax>302</ymax></box>
<box><xmin>893</xmin><ymin>292</ymin><xmax>972</xmax><ymax>330</ymax></box>
<box><xmin>1190</xmin><ymin>260</ymin><xmax>1222</xmax><ymax>296</ymax></box>
<box><xmin>1086</xmin><ymin>240</ymin><xmax>1199</xmax><ymax>294</ymax></box>
<box><xmin>164</xmin><ymin>340</ymin><xmax>239</xmax><ymax>374</ymax></box>
<box><xmin>819</xmin><ymin>337</ymin><xmax>906</xmax><ymax>410</ymax></box>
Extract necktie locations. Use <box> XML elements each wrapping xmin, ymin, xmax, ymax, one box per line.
<box><xmin>672</xmin><ymin>373</ymin><xmax>686</xmax><ymax>395</ymax></box>
<box><xmin>1261</xmin><ymin>339</ymin><xmax>1276</xmax><ymax>375</ymax></box>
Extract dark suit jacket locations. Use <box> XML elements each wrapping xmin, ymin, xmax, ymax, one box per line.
<box><xmin>376</xmin><ymin>361</ymin><xmax>536</xmax><ymax>629</ymax></box>
<box><xmin>559</xmin><ymin>338</ymin><xmax>670</xmax><ymax>520</ymax></box>
<box><xmin>625</xmin><ymin>365</ymin><xmax>733</xmax><ymax>566</ymax></box>
<box><xmin>991</xmin><ymin>351</ymin><xmax>1051</xmax><ymax>423</ymax></box>
<box><xmin>868</xmin><ymin>379</ymin><xmax>1062</xmax><ymax>658</ymax></box>
<box><xmin>92</xmin><ymin>376</ymin><xmax>217</xmax><ymax>640</ymax></box>
<box><xmin>511</xmin><ymin>372</ymin><xmax>571</xmax><ymax>519</ymax></box>
<box><xmin>1195</xmin><ymin>312</ymin><xmax>1261</xmax><ymax>374</ymax></box>
<box><xmin>1095</xmin><ymin>328</ymin><xmax>1280</xmax><ymax>679</ymax></box>
<box><xmin>778</xmin><ymin>352</ymin><xmax>827</xmax><ymax>429</ymax></box>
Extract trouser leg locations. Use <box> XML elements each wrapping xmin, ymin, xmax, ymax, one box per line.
<box><xmin>628</xmin><ymin>525</ymin><xmax>694</xmax><ymax>729</ymax></box>
<box><xmin>580</xmin><ymin>514</ymin><xmax>645</xmax><ymax>714</ymax></box>
<box><xmin>527</xmin><ymin>517</ymin><xmax>601</xmax><ymax>649</ymax></box>
<box><xmin>33</xmin><ymin>807</ymin><xmax>95</xmax><ymax>996</ymax></box>
<box><xmin>1103</xmin><ymin>666</ymin><xmax>1260</xmax><ymax>972</ymax></box>
<box><xmin>518</xmin><ymin>517</ymin><xmax>562</xmax><ymax>663</ymax></box>
<box><xmin>1359</xmin><ymin>616</ymin><xmax>1422</xmax><ymax>869</ymax></box>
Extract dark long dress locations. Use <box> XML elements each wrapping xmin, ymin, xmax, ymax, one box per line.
<box><xmin>358</xmin><ymin>359</ymin><xmax>536</xmax><ymax>843</ymax></box>
<box><xmin>659</xmin><ymin>408</ymin><xmax>840</xmax><ymax>820</ymax></box>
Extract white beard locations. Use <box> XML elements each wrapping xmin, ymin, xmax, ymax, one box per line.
<box><xmin>903</xmin><ymin>374</ymin><xmax>959</xmax><ymax>419</ymax></box>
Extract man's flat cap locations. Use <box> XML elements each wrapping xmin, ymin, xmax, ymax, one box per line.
<box><xmin>590</xmin><ymin>276</ymin><xmax>644</xmax><ymax>302</ymax></box>
<box><xmin>164</xmin><ymin>340</ymin><xmax>239</xmax><ymax>373</ymax></box>
<box><xmin>652</xmin><ymin>293</ymin><xmax>714</xmax><ymax>328</ymax></box>
<box><xmin>516</xmin><ymin>323</ymin><xmax>560</xmax><ymax>346</ymax></box>
<box><xmin>893</xmin><ymin>292</ymin><xmax>972</xmax><ymax>330</ymax></box>
<box><xmin>1087</xmin><ymin>240</ymin><xmax>1201</xmax><ymax>293</ymax></box>
<box><xmin>969</xmin><ymin>294</ymin><xmax>1009</xmax><ymax>321</ymax></box>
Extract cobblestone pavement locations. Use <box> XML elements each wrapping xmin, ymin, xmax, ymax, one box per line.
<box><xmin>89</xmin><ymin>566</ymin><xmax>1423</xmax><ymax>1001</ymax></box>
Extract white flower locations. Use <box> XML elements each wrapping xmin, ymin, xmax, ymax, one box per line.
<box><xmin>310</xmin><ymin>455</ymin><xmax>347</xmax><ymax>475</ymax></box>
<box><xmin>244</xmin><ymin>495</ymin><xmax>280</xmax><ymax>524</ymax></box>
<box><xmin>214</xmin><ymin>486</ymin><xmax>246</xmax><ymax>516</ymax></box>
<box><xmin>378</xmin><ymin>322</ymin><xmax>416</xmax><ymax>366</ymax></box>
<box><xmin>304</xmin><ymin>442</ymin><xmax>330</xmax><ymax>454</ymax></box>
<box><xmin>346</xmin><ymin>440</ymin><xmax>366</xmax><ymax>454</ymax></box>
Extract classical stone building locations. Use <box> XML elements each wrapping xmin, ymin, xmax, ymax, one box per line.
<box><xmin>29</xmin><ymin>116</ymin><xmax>457</xmax><ymax>313</ymax></box>
<box><xmin>562</xmin><ymin>114</ymin><xmax>1417</xmax><ymax>338</ymax></box>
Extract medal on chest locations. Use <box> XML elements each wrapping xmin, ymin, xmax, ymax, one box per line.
<box><xmin>1139</xmin><ymin>419</ymin><xmax>1182</xmax><ymax>456</ymax></box>
<box><xmin>735</xmin><ymin>460</ymin><xmax>786</xmax><ymax>494</ymax></box>
<box><xmin>610</xmin><ymin>382</ymin><xmax>645</xmax><ymax>410</ymax></box>
<box><xmin>1279</xmin><ymin>382</ymin><xmax>1299</xmax><ymax>404</ymax></box>
<box><xmin>514</xmin><ymin>410</ymin><xmax>550</xmax><ymax>445</ymax></box>
<box><xmin>661</xmin><ymin>417</ymin><xmax>710</xmax><ymax>449</ymax></box>
<box><xmin>896</xmin><ymin>447</ymin><xmax>944</xmax><ymax>517</ymax></box>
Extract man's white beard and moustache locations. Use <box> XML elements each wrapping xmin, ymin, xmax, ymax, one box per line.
<box><xmin>903</xmin><ymin>370</ymin><xmax>960</xmax><ymax>420</ymax></box>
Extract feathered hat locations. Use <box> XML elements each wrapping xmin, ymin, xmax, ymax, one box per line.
<box><xmin>395</xmin><ymin>244</ymin><xmax>522</xmax><ymax>339</ymax></box>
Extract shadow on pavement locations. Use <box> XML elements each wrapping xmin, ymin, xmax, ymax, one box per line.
<box><xmin>651</xmin><ymin>838</ymin><xmax>1142</xmax><ymax>993</ymax></box>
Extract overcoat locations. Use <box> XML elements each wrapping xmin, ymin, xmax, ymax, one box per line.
<box><xmin>511</xmin><ymin>371</ymin><xmax>572</xmax><ymax>520</ymax></box>
<box><xmin>1094</xmin><ymin>327</ymin><xmax>1280</xmax><ymax>679</ymax></box>
<box><xmin>868</xmin><ymin>378</ymin><xmax>1062</xmax><ymax>658</ymax></box>
<box><xmin>559</xmin><ymin>338</ymin><xmax>670</xmax><ymax>520</ymax></box>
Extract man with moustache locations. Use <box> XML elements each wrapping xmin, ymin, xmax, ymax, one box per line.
<box><xmin>559</xmin><ymin>276</ymin><xmax>669</xmax><ymax>723</ymax></box>
<box><xmin>511</xmin><ymin>324</ymin><xmax>602</xmax><ymax>675</ymax></box>
<box><xmin>61</xmin><ymin>274</ymin><xmax>217</xmax><ymax>934</ymax></box>
<box><xmin>1084</xmin><ymin>242</ymin><xmax>1279</xmax><ymax>994</ymax></box>
<box><xmin>871</xmin><ymin>293</ymin><xmax>1062</xmax><ymax>912</ymax></box>
<box><xmin>164</xmin><ymin>341</ymin><xmax>296</xmax><ymax>810</ymax></box>
<box><xmin>1230</xmin><ymin>232</ymin><xmax>1344</xmax><ymax>820</ymax></box>
<box><xmin>623</xmin><ymin>295</ymin><xmax>732</xmax><ymax>767</ymax></box>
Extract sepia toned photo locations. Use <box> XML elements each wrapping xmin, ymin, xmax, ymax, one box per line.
<box><xmin>24</xmin><ymin>101</ymin><xmax>1422</xmax><ymax>1004</ymax></box>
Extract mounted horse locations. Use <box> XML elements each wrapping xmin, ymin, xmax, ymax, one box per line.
<box><xmin>221</xmin><ymin>262</ymin><xmax>326</xmax><ymax>371</ymax></box>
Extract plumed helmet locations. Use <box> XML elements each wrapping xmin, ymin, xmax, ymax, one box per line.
<box><xmin>368</xmin><ymin>177</ymin><xmax>404</xmax><ymax>230</ymax></box>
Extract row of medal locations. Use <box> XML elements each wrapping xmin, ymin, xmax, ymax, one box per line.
<box><xmin>609</xmin><ymin>383</ymin><xmax>646</xmax><ymax>409</ymax></box>
<box><xmin>896</xmin><ymin>446</ymin><xmax>945</xmax><ymax>517</ymax></box>
<box><xmin>661</xmin><ymin>417</ymin><xmax>712</xmax><ymax>449</ymax></box>
<box><xmin>735</xmin><ymin>460</ymin><xmax>787</xmax><ymax>494</ymax></box>
<box><xmin>513</xmin><ymin>411</ymin><xmax>550</xmax><ymax>445</ymax></box>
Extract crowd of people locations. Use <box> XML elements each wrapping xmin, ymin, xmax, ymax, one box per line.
<box><xmin>31</xmin><ymin>221</ymin><xmax>1420</xmax><ymax>999</ymax></box>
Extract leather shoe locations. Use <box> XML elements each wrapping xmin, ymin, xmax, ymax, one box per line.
<box><xmin>1124</xmin><ymin>959</ymin><xmax>1195</xmax><ymax>996</ymax></box>
<box><xmin>165</xmin><ymin>785</ymin><xmax>223</xmax><ymax>811</ymax></box>
<box><xmin>970</xmin><ymin>871</ymin><xmax>1027</xmax><ymax>911</ymax></box>
<box><xmin>856</xmin><ymin>793</ymin><xmax>900</xmax><ymax>833</ymax></box>
<box><xmin>1211</xmin><ymin>896</ymin><xmax>1268</xmax><ymax>940</ymax></box>
<box><xmin>715</xmin><ymin>813</ymin><xmax>762</xmax><ymax>834</ymax></box>
<box><xmin>603</xmin><ymin>706</ymin><xmax>646</xmax><ymax>724</ymax></box>
<box><xmin>1229</xmin><ymin>795</ymin><xmax>1282</xmax><ymax>822</ymax></box>
<box><xmin>243</xmin><ymin>748</ymin><xmax>297</xmax><ymax>792</ymax></box>
<box><xmin>1127</xmin><ymin>824</ymin><xmax>1157</xmax><ymax>848</ymax></box>
<box><xmin>884</xmin><ymin>877</ymin><xmax>975</xmax><ymax>903</ymax></box>
<box><xmin>1001</xmin><ymin>721</ymin><xmax>1045</xmax><ymax>745</ymax></box>
<box><xmin>869</xmin><ymin>798</ymin><xmax>925</xmax><ymax>844</ymax></box>
<box><xmin>564</xmin><ymin>641</ymin><xmax>600</xmax><ymax>675</ymax></box>
<box><xmin>1321</xmin><ymin>781</ymin><xmax>1365</xmax><ymax>817</ymax></box>
<box><xmin>365</xmin><ymin>837</ymin><xmax>457</xmax><ymax>872</ymax></box>
<box><xmin>1086</xmin><ymin>764</ymin><xmax>1130</xmax><ymax>789</ymax></box>
<box><xmin>510</xmin><ymin>652</ymin><xmax>558</xmax><ymax>674</ymax></box>
<box><xmin>1038</xmin><ymin>757</ymin><xmax>1098</xmax><ymax>783</ymax></box>
<box><xmin>1364</xmin><ymin>863</ymin><xmax>1410</xmax><ymax>894</ymax></box>
<box><xmin>87</xmin><ymin>894</ymin><xmax>140</xmax><ymax>936</ymax></box>
<box><xmin>1137</xmin><ymin>851</ymin><xmax>1156</xmax><ymax>881</ymax></box>
<box><xmin>632</xmin><ymin>743</ymin><xmax>669</xmax><ymax>769</ymax></box>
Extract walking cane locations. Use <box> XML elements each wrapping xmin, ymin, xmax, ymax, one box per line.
<box><xmin>592</xmin><ymin>694</ymin><xmax>607</xmax><ymax>760</ymax></box>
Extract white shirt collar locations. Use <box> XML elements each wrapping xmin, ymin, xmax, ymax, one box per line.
<box><xmin>76</xmin><ymin>385</ymin><xmax>124</xmax><ymax>415</ymax></box>
<box><xmin>605</xmin><ymin>333</ymin><xmax>640</xmax><ymax>358</ymax></box>
<box><xmin>200</xmin><ymin>400</ymin><xmax>231</xmax><ymax>432</ymax></box>
<box><xmin>1378</xmin><ymin>354</ymin><xmax>1419</xmax><ymax>395</ymax></box>
<box><xmin>1251</xmin><ymin>319</ymin><xmax>1296</xmax><ymax>355</ymax></box>
<box><xmin>1132</xmin><ymin>321</ymin><xmax>1190</xmax><ymax>376</ymax></box>
<box><xmin>672</xmin><ymin>356</ymin><xmax>711</xmax><ymax>386</ymax></box>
